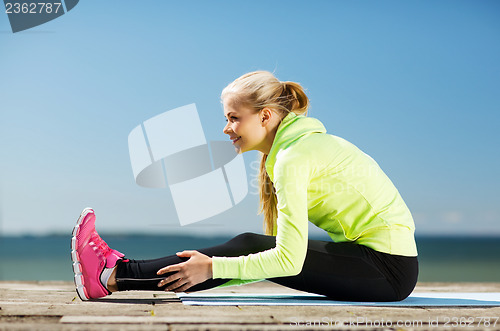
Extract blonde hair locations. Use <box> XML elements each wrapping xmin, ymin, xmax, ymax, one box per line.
<box><xmin>221</xmin><ymin>71</ymin><xmax>309</xmax><ymax>235</ymax></box>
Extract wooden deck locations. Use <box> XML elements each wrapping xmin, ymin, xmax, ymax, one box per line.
<box><xmin>1</xmin><ymin>281</ymin><xmax>500</xmax><ymax>330</ymax></box>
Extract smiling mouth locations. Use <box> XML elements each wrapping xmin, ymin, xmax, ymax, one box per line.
<box><xmin>231</xmin><ymin>136</ymin><xmax>241</xmax><ymax>144</ymax></box>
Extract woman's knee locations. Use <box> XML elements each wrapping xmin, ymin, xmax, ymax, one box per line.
<box><xmin>227</xmin><ymin>232</ymin><xmax>275</xmax><ymax>253</ymax></box>
<box><xmin>228</xmin><ymin>232</ymin><xmax>263</xmax><ymax>245</ymax></box>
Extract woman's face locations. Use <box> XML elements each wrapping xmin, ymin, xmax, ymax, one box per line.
<box><xmin>222</xmin><ymin>98</ymin><xmax>267</xmax><ymax>154</ymax></box>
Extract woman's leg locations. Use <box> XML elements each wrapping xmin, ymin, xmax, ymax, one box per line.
<box><xmin>114</xmin><ymin>232</ymin><xmax>276</xmax><ymax>292</ymax></box>
<box><xmin>115</xmin><ymin>232</ymin><xmax>418</xmax><ymax>301</ymax></box>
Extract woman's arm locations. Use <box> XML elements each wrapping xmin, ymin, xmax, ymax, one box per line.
<box><xmin>157</xmin><ymin>147</ymin><xmax>313</xmax><ymax>290</ymax></box>
<box><xmin>212</xmin><ymin>149</ymin><xmax>312</xmax><ymax>279</ymax></box>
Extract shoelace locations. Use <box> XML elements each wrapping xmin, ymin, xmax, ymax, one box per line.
<box><xmin>90</xmin><ymin>231</ymin><xmax>113</xmax><ymax>257</ymax></box>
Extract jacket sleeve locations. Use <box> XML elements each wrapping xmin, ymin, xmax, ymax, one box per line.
<box><xmin>211</xmin><ymin>149</ymin><xmax>311</xmax><ymax>280</ymax></box>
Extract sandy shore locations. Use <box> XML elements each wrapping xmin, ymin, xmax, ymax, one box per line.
<box><xmin>1</xmin><ymin>281</ymin><xmax>499</xmax><ymax>330</ymax></box>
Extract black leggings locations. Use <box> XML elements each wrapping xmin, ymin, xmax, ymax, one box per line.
<box><xmin>115</xmin><ymin>232</ymin><xmax>418</xmax><ymax>302</ymax></box>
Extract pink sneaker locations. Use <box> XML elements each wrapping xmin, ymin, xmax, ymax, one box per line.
<box><xmin>71</xmin><ymin>208</ymin><xmax>124</xmax><ymax>300</ymax></box>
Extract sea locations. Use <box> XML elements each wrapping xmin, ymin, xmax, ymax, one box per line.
<box><xmin>1</xmin><ymin>235</ymin><xmax>499</xmax><ymax>282</ymax></box>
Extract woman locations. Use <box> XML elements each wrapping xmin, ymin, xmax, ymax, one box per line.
<box><xmin>71</xmin><ymin>71</ymin><xmax>418</xmax><ymax>302</ymax></box>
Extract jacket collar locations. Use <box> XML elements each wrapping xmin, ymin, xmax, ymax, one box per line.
<box><xmin>265</xmin><ymin>112</ymin><xmax>326</xmax><ymax>181</ymax></box>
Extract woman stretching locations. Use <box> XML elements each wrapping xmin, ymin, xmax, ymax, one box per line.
<box><xmin>71</xmin><ymin>71</ymin><xmax>418</xmax><ymax>302</ymax></box>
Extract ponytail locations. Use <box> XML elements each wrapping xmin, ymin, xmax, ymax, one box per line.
<box><xmin>281</xmin><ymin>81</ymin><xmax>309</xmax><ymax>116</ymax></box>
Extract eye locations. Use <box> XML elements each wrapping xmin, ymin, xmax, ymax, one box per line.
<box><xmin>225</xmin><ymin>116</ymin><xmax>238</xmax><ymax>122</ymax></box>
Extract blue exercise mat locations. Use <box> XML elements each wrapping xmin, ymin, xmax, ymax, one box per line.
<box><xmin>177</xmin><ymin>292</ymin><xmax>500</xmax><ymax>306</ymax></box>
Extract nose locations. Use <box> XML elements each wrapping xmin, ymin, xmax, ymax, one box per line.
<box><xmin>223</xmin><ymin>121</ymin><xmax>231</xmax><ymax>135</ymax></box>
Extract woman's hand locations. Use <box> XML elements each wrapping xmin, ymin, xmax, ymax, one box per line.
<box><xmin>157</xmin><ymin>250</ymin><xmax>213</xmax><ymax>292</ymax></box>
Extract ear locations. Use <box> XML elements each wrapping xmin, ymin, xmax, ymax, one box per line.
<box><xmin>260</xmin><ymin>107</ymin><xmax>273</xmax><ymax>126</ymax></box>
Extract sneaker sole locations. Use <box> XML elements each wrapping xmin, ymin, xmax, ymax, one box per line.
<box><xmin>71</xmin><ymin>207</ymin><xmax>94</xmax><ymax>301</ymax></box>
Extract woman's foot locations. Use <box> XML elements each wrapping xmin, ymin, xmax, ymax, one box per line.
<box><xmin>71</xmin><ymin>208</ymin><xmax>124</xmax><ymax>300</ymax></box>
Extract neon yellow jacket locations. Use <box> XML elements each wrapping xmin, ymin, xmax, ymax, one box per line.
<box><xmin>212</xmin><ymin>112</ymin><xmax>417</xmax><ymax>284</ymax></box>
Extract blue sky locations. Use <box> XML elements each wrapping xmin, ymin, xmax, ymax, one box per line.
<box><xmin>1</xmin><ymin>0</ymin><xmax>499</xmax><ymax>237</ymax></box>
